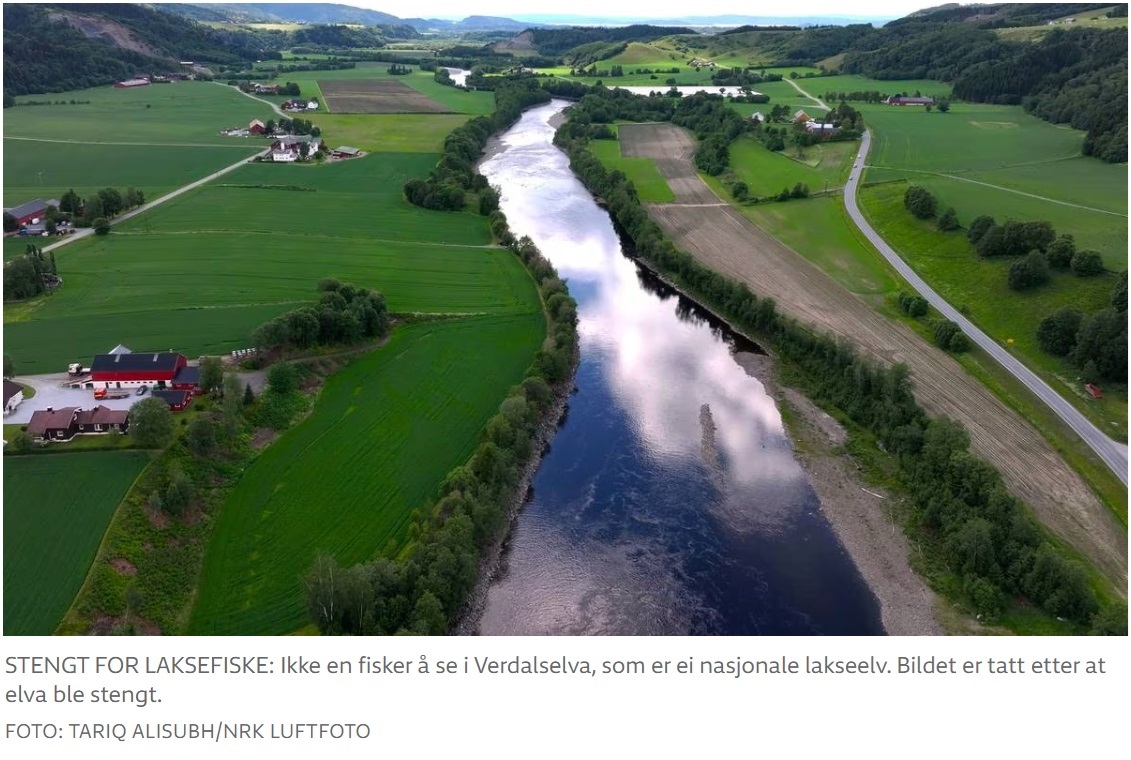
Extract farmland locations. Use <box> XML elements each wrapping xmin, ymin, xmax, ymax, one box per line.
<box><xmin>3</xmin><ymin>155</ymin><xmax>535</xmax><ymax>374</ymax></box>
<box><xmin>4</xmin><ymin>451</ymin><xmax>149</xmax><ymax>635</ymax></box>
<box><xmin>318</xmin><ymin>79</ymin><xmax>452</xmax><ymax>114</ymax></box>
<box><xmin>188</xmin><ymin>313</ymin><xmax>545</xmax><ymax>635</ymax></box>
<box><xmin>725</xmin><ymin>135</ymin><xmax>854</xmax><ymax>198</ymax></box>
<box><xmin>589</xmin><ymin>138</ymin><xmax>674</xmax><ymax>202</ymax></box>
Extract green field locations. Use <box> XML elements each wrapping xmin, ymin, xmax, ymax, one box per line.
<box><xmin>3</xmin><ymin>155</ymin><xmax>532</xmax><ymax>373</ymax></box>
<box><xmin>316</xmin><ymin>113</ymin><xmax>476</xmax><ymax>152</ymax></box>
<box><xmin>4</xmin><ymin>139</ymin><xmax>258</xmax><ymax>208</ymax></box>
<box><xmin>859</xmin><ymin>181</ymin><xmax>1125</xmax><ymax>435</ymax></box>
<box><xmin>4</xmin><ymin>451</ymin><xmax>149</xmax><ymax>635</ymax></box>
<box><xmin>590</xmin><ymin>138</ymin><xmax>674</xmax><ymax>202</ymax></box>
<box><xmin>726</xmin><ymin>135</ymin><xmax>854</xmax><ymax>197</ymax></box>
<box><xmin>811</xmin><ymin>75</ymin><xmax>953</xmax><ymax>100</ymax></box>
<box><xmin>188</xmin><ymin>313</ymin><xmax>545</xmax><ymax>635</ymax></box>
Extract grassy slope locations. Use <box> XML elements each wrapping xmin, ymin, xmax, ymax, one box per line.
<box><xmin>590</xmin><ymin>138</ymin><xmax>675</xmax><ymax>202</ymax></box>
<box><xmin>3</xmin><ymin>451</ymin><xmax>149</xmax><ymax>635</ymax></box>
<box><xmin>858</xmin><ymin>181</ymin><xmax>1126</xmax><ymax>437</ymax></box>
<box><xmin>726</xmin><ymin>135</ymin><xmax>854</xmax><ymax>197</ymax></box>
<box><xmin>189</xmin><ymin>313</ymin><xmax>545</xmax><ymax>635</ymax></box>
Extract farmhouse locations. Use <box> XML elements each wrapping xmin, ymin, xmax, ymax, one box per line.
<box><xmin>270</xmin><ymin>135</ymin><xmax>323</xmax><ymax>161</ymax></box>
<box><xmin>152</xmin><ymin>389</ymin><xmax>194</xmax><ymax>412</ymax></box>
<box><xmin>26</xmin><ymin>407</ymin><xmax>79</xmax><ymax>441</ymax></box>
<box><xmin>886</xmin><ymin>96</ymin><xmax>934</xmax><ymax>106</ymax></box>
<box><xmin>5</xmin><ymin>198</ymin><xmax>61</xmax><ymax>226</ymax></box>
<box><xmin>171</xmin><ymin>365</ymin><xmax>203</xmax><ymax>394</ymax></box>
<box><xmin>249</xmin><ymin>119</ymin><xmax>267</xmax><ymax>135</ymax></box>
<box><xmin>804</xmin><ymin>121</ymin><xmax>840</xmax><ymax>137</ymax></box>
<box><xmin>4</xmin><ymin>379</ymin><xmax>24</xmax><ymax>415</ymax></box>
<box><xmin>74</xmin><ymin>406</ymin><xmax>129</xmax><ymax>434</ymax></box>
<box><xmin>282</xmin><ymin>99</ymin><xmax>308</xmax><ymax>111</ymax></box>
<box><xmin>332</xmin><ymin>146</ymin><xmax>362</xmax><ymax>159</ymax></box>
<box><xmin>115</xmin><ymin>78</ymin><xmax>150</xmax><ymax>88</ymax></box>
<box><xmin>90</xmin><ymin>351</ymin><xmax>189</xmax><ymax>390</ymax></box>
<box><xmin>271</xmin><ymin>150</ymin><xmax>299</xmax><ymax>163</ymax></box>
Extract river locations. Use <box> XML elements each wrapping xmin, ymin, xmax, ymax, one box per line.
<box><xmin>476</xmin><ymin>101</ymin><xmax>882</xmax><ymax>635</ymax></box>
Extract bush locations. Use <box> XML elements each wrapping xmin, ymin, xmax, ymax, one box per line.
<box><xmin>932</xmin><ymin>319</ymin><xmax>959</xmax><ymax>348</ymax></box>
<box><xmin>975</xmin><ymin>224</ymin><xmax>1005</xmax><ymax>257</ymax></box>
<box><xmin>1007</xmin><ymin>251</ymin><xmax>1050</xmax><ymax>291</ymax></box>
<box><xmin>937</xmin><ymin>206</ymin><xmax>959</xmax><ymax>231</ymax></box>
<box><xmin>903</xmin><ymin>185</ymin><xmax>937</xmax><ymax>219</ymax></box>
<box><xmin>1046</xmin><ymin>234</ymin><xmax>1076</xmax><ymax>269</ymax></box>
<box><xmin>1070</xmin><ymin>249</ymin><xmax>1104</xmax><ymax>277</ymax></box>
<box><xmin>947</xmin><ymin>331</ymin><xmax>971</xmax><ymax>353</ymax></box>
<box><xmin>967</xmin><ymin>215</ymin><xmax>995</xmax><ymax>244</ymax></box>
<box><xmin>897</xmin><ymin>291</ymin><xmax>928</xmax><ymax>317</ymax></box>
<box><xmin>92</xmin><ymin>217</ymin><xmax>110</xmax><ymax>236</ymax></box>
<box><xmin>1036</xmin><ymin>308</ymin><xmax>1084</xmax><ymax>356</ymax></box>
<box><xmin>266</xmin><ymin>362</ymin><xmax>298</xmax><ymax>395</ymax></box>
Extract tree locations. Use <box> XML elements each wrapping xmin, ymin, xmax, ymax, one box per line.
<box><xmin>967</xmin><ymin>215</ymin><xmax>996</xmax><ymax>244</ymax></box>
<box><xmin>129</xmin><ymin>397</ymin><xmax>174</xmax><ymax>448</ymax></box>
<box><xmin>3</xmin><ymin>212</ymin><xmax>17</xmax><ymax>233</ymax></box>
<box><xmin>221</xmin><ymin>373</ymin><xmax>244</xmax><ymax>438</ymax></box>
<box><xmin>1112</xmin><ymin>270</ymin><xmax>1127</xmax><ymax>313</ymax></box>
<box><xmin>267</xmin><ymin>362</ymin><xmax>298</xmax><ymax>395</ymax></box>
<box><xmin>3</xmin><ymin>354</ymin><xmax>12</xmax><ymax>378</ymax></box>
<box><xmin>975</xmin><ymin>224</ymin><xmax>1005</xmax><ymax>257</ymax></box>
<box><xmin>1070</xmin><ymin>249</ymin><xmax>1104</xmax><ymax>277</ymax></box>
<box><xmin>932</xmin><ymin>319</ymin><xmax>959</xmax><ymax>348</ymax></box>
<box><xmin>937</xmin><ymin>206</ymin><xmax>959</xmax><ymax>231</ymax></box>
<box><xmin>97</xmin><ymin>187</ymin><xmax>124</xmax><ymax>217</ymax></box>
<box><xmin>59</xmin><ymin>189</ymin><xmax>81</xmax><ymax>214</ymax></box>
<box><xmin>243</xmin><ymin>382</ymin><xmax>256</xmax><ymax>406</ymax></box>
<box><xmin>186</xmin><ymin>417</ymin><xmax>217</xmax><ymax>456</ymax></box>
<box><xmin>92</xmin><ymin>217</ymin><xmax>110</xmax><ymax>236</ymax></box>
<box><xmin>198</xmin><ymin>356</ymin><xmax>224</xmax><ymax>395</ymax></box>
<box><xmin>947</xmin><ymin>331</ymin><xmax>971</xmax><ymax>352</ymax></box>
<box><xmin>936</xmin><ymin>99</ymin><xmax>950</xmax><ymax>113</ymax></box>
<box><xmin>1008</xmin><ymin>250</ymin><xmax>1050</xmax><ymax>291</ymax></box>
<box><xmin>903</xmin><ymin>185</ymin><xmax>937</xmax><ymax>219</ymax></box>
<box><xmin>1046</xmin><ymin>234</ymin><xmax>1076</xmax><ymax>269</ymax></box>
<box><xmin>1036</xmin><ymin>308</ymin><xmax>1084</xmax><ymax>356</ymax></box>
<box><xmin>13</xmin><ymin>431</ymin><xmax>34</xmax><ymax>453</ymax></box>
<box><xmin>163</xmin><ymin>470</ymin><xmax>194</xmax><ymax>516</ymax></box>
<box><xmin>124</xmin><ymin>187</ymin><xmax>145</xmax><ymax>209</ymax></box>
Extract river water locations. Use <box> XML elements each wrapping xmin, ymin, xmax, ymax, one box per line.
<box><xmin>477</xmin><ymin>101</ymin><xmax>882</xmax><ymax>635</ymax></box>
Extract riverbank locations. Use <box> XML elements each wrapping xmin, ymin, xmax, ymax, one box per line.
<box><xmin>454</xmin><ymin>358</ymin><xmax>578</xmax><ymax>636</ymax></box>
<box><xmin>734</xmin><ymin>351</ymin><xmax>941</xmax><ymax>636</ymax></box>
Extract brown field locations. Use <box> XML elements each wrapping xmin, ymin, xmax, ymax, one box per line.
<box><xmin>619</xmin><ymin>122</ymin><xmax>1127</xmax><ymax>592</ymax></box>
<box><xmin>317</xmin><ymin>79</ymin><xmax>451</xmax><ymax>114</ymax></box>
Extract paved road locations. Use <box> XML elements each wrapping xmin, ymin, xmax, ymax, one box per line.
<box><xmin>39</xmin><ymin>147</ymin><xmax>266</xmax><ymax>255</ymax></box>
<box><xmin>844</xmin><ymin>130</ymin><xmax>1129</xmax><ymax>484</ymax></box>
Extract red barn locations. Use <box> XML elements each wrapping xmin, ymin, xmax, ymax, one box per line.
<box><xmin>90</xmin><ymin>351</ymin><xmax>187</xmax><ymax>390</ymax></box>
<box><xmin>5</xmin><ymin>198</ymin><xmax>61</xmax><ymax>226</ymax></box>
<box><xmin>249</xmin><ymin>119</ymin><xmax>267</xmax><ymax>134</ymax></box>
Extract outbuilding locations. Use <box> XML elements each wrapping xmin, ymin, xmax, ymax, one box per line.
<box><xmin>5</xmin><ymin>198</ymin><xmax>61</xmax><ymax>226</ymax></box>
<box><xmin>4</xmin><ymin>379</ymin><xmax>24</xmax><ymax>415</ymax></box>
<box><xmin>332</xmin><ymin>146</ymin><xmax>362</xmax><ymax>158</ymax></box>
<box><xmin>152</xmin><ymin>389</ymin><xmax>194</xmax><ymax>412</ymax></box>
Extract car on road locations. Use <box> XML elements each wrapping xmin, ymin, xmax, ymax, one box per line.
<box><xmin>136</xmin><ymin>386</ymin><xmax>148</xmax><ymax>396</ymax></box>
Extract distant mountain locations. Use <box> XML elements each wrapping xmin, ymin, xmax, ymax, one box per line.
<box><xmin>160</xmin><ymin>4</ymin><xmax>536</xmax><ymax>32</ymax></box>
<box><xmin>509</xmin><ymin>13</ymin><xmax>898</xmax><ymax>27</ymax></box>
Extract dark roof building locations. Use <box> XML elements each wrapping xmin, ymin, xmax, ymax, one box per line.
<box><xmin>90</xmin><ymin>352</ymin><xmax>187</xmax><ymax>382</ymax></box>
<box><xmin>172</xmin><ymin>365</ymin><xmax>201</xmax><ymax>392</ymax></box>
<box><xmin>152</xmin><ymin>389</ymin><xmax>194</xmax><ymax>412</ymax></box>
<box><xmin>5</xmin><ymin>198</ymin><xmax>61</xmax><ymax>225</ymax></box>
<box><xmin>886</xmin><ymin>96</ymin><xmax>934</xmax><ymax>106</ymax></box>
<box><xmin>4</xmin><ymin>379</ymin><xmax>23</xmax><ymax>406</ymax></box>
<box><xmin>27</xmin><ymin>407</ymin><xmax>79</xmax><ymax>440</ymax></box>
<box><xmin>74</xmin><ymin>406</ymin><xmax>130</xmax><ymax>432</ymax></box>
<box><xmin>333</xmin><ymin>146</ymin><xmax>362</xmax><ymax>157</ymax></box>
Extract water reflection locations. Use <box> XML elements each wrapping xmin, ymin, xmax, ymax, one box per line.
<box><xmin>477</xmin><ymin>102</ymin><xmax>881</xmax><ymax>635</ymax></box>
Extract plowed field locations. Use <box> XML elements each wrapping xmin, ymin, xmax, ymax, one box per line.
<box><xmin>619</xmin><ymin>122</ymin><xmax>1127</xmax><ymax>592</ymax></box>
<box><xmin>318</xmin><ymin>79</ymin><xmax>451</xmax><ymax>113</ymax></box>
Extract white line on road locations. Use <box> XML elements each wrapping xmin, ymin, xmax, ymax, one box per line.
<box><xmin>845</xmin><ymin>130</ymin><xmax>1128</xmax><ymax>484</ymax></box>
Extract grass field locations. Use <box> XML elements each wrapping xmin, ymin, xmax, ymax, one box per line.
<box><xmin>4</xmin><ymin>451</ymin><xmax>149</xmax><ymax>635</ymax></box>
<box><xmin>4</xmin><ymin>139</ymin><xmax>257</xmax><ymax>208</ymax></box>
<box><xmin>316</xmin><ymin>113</ymin><xmax>475</xmax><ymax>152</ymax></box>
<box><xmin>859</xmin><ymin>181</ymin><xmax>1126</xmax><ymax>436</ymax></box>
<box><xmin>589</xmin><ymin>138</ymin><xmax>675</xmax><ymax>202</ymax></box>
<box><xmin>188</xmin><ymin>313</ymin><xmax>544</xmax><ymax>635</ymax></box>
<box><xmin>6</xmin><ymin>82</ymin><xmax>272</xmax><ymax>143</ymax></box>
<box><xmin>3</xmin><ymin>155</ymin><xmax>531</xmax><ymax>373</ymax></box>
<box><xmin>810</xmin><ymin>75</ymin><xmax>953</xmax><ymax>100</ymax></box>
<box><xmin>726</xmin><ymin>135</ymin><xmax>855</xmax><ymax>197</ymax></box>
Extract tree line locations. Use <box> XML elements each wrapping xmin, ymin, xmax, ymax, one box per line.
<box><xmin>3</xmin><ymin>245</ymin><xmax>58</xmax><ymax>302</ymax></box>
<box><xmin>551</xmin><ymin>85</ymin><xmax>1120</xmax><ymax>631</ymax></box>
<box><xmin>1037</xmin><ymin>272</ymin><xmax>1127</xmax><ymax>386</ymax></box>
<box><xmin>304</xmin><ymin>224</ymin><xmax>579</xmax><ymax>635</ymax></box>
<box><xmin>251</xmin><ymin>280</ymin><xmax>390</xmax><ymax>353</ymax></box>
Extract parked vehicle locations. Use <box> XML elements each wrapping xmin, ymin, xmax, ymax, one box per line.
<box><xmin>93</xmin><ymin>388</ymin><xmax>130</xmax><ymax>400</ymax></box>
<box><xmin>135</xmin><ymin>386</ymin><xmax>148</xmax><ymax>396</ymax></box>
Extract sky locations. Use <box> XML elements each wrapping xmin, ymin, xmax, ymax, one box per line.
<box><xmin>345</xmin><ymin>0</ymin><xmax>933</xmax><ymax>21</ymax></box>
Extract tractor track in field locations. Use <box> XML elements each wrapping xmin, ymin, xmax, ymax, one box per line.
<box><xmin>618</xmin><ymin>121</ymin><xmax>1127</xmax><ymax>593</ymax></box>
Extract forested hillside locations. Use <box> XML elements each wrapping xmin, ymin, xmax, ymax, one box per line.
<box><xmin>528</xmin><ymin>25</ymin><xmax>698</xmax><ymax>57</ymax></box>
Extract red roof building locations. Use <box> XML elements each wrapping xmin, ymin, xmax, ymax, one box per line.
<box><xmin>152</xmin><ymin>389</ymin><xmax>194</xmax><ymax>412</ymax></box>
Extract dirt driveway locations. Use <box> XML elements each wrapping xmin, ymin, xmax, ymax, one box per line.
<box><xmin>618</xmin><ymin>122</ymin><xmax>1127</xmax><ymax>592</ymax></box>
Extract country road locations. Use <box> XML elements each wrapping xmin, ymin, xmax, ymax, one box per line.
<box><xmin>40</xmin><ymin>147</ymin><xmax>267</xmax><ymax>255</ymax></box>
<box><xmin>845</xmin><ymin>130</ymin><xmax>1129</xmax><ymax>484</ymax></box>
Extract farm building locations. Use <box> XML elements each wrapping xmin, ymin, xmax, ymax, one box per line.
<box><xmin>282</xmin><ymin>99</ymin><xmax>307</xmax><ymax>111</ymax></box>
<box><xmin>249</xmin><ymin>119</ymin><xmax>267</xmax><ymax>134</ymax></box>
<box><xmin>306</xmin><ymin>100</ymin><xmax>319</xmax><ymax>110</ymax></box>
<box><xmin>4</xmin><ymin>379</ymin><xmax>24</xmax><ymax>415</ymax></box>
<box><xmin>115</xmin><ymin>78</ymin><xmax>150</xmax><ymax>88</ymax></box>
<box><xmin>152</xmin><ymin>389</ymin><xmax>194</xmax><ymax>412</ymax></box>
<box><xmin>26</xmin><ymin>407</ymin><xmax>79</xmax><ymax>441</ymax></box>
<box><xmin>271</xmin><ymin>151</ymin><xmax>299</xmax><ymax>162</ymax></box>
<box><xmin>804</xmin><ymin>122</ymin><xmax>840</xmax><ymax>137</ymax></box>
<box><xmin>89</xmin><ymin>351</ymin><xmax>190</xmax><ymax>390</ymax></box>
<box><xmin>5</xmin><ymin>198</ymin><xmax>61</xmax><ymax>226</ymax></box>
<box><xmin>793</xmin><ymin>109</ymin><xmax>811</xmax><ymax>122</ymax></box>
<box><xmin>74</xmin><ymin>406</ymin><xmax>129</xmax><ymax>434</ymax></box>
<box><xmin>332</xmin><ymin>146</ymin><xmax>362</xmax><ymax>159</ymax></box>
<box><xmin>886</xmin><ymin>96</ymin><xmax>934</xmax><ymax>105</ymax></box>
<box><xmin>171</xmin><ymin>365</ymin><xmax>203</xmax><ymax>394</ymax></box>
